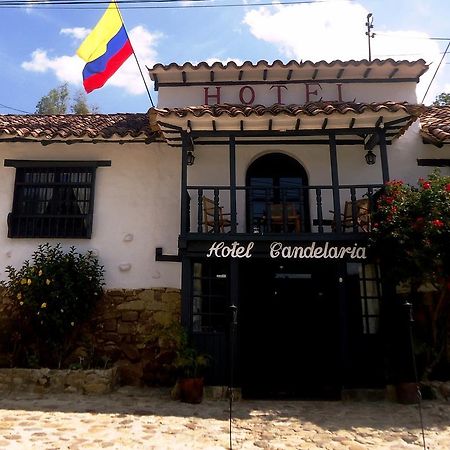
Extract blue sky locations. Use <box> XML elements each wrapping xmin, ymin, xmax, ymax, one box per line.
<box><xmin>1</xmin><ymin>0</ymin><xmax>450</xmax><ymax>114</ymax></box>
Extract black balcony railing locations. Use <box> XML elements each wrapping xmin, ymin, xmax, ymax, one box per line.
<box><xmin>184</xmin><ymin>184</ymin><xmax>383</xmax><ymax>236</ymax></box>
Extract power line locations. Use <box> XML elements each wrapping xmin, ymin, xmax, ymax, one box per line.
<box><xmin>376</xmin><ymin>32</ymin><xmax>450</xmax><ymax>42</ymax></box>
<box><xmin>421</xmin><ymin>40</ymin><xmax>450</xmax><ymax>104</ymax></box>
<box><xmin>0</xmin><ymin>0</ymin><xmax>353</xmax><ymax>9</ymax></box>
<box><xmin>0</xmin><ymin>103</ymin><xmax>31</xmax><ymax>114</ymax></box>
<box><xmin>0</xmin><ymin>0</ymin><xmax>209</xmax><ymax>4</ymax></box>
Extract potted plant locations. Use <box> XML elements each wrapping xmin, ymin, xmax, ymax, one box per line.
<box><xmin>173</xmin><ymin>331</ymin><xmax>210</xmax><ymax>404</ymax></box>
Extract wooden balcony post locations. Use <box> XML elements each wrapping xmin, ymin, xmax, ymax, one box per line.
<box><xmin>229</xmin><ymin>136</ymin><xmax>237</xmax><ymax>233</ymax></box>
<box><xmin>181</xmin><ymin>132</ymin><xmax>189</xmax><ymax>236</ymax></box>
<box><xmin>329</xmin><ymin>133</ymin><xmax>342</xmax><ymax>233</ymax></box>
<box><xmin>378</xmin><ymin>128</ymin><xmax>390</xmax><ymax>183</ymax></box>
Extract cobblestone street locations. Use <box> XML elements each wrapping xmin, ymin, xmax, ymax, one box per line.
<box><xmin>0</xmin><ymin>387</ymin><xmax>449</xmax><ymax>449</ymax></box>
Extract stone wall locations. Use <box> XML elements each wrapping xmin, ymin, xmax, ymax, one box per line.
<box><xmin>0</xmin><ymin>367</ymin><xmax>118</xmax><ymax>394</ymax></box>
<box><xmin>88</xmin><ymin>288</ymin><xmax>181</xmax><ymax>386</ymax></box>
<box><xmin>0</xmin><ymin>287</ymin><xmax>182</xmax><ymax>387</ymax></box>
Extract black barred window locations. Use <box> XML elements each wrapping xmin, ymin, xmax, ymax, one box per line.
<box><xmin>6</xmin><ymin>160</ymin><xmax>110</xmax><ymax>239</ymax></box>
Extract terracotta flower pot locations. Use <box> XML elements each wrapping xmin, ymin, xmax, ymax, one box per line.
<box><xmin>396</xmin><ymin>382</ymin><xmax>420</xmax><ymax>404</ymax></box>
<box><xmin>179</xmin><ymin>377</ymin><xmax>204</xmax><ymax>404</ymax></box>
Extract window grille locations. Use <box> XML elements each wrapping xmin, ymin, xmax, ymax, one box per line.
<box><xmin>359</xmin><ymin>264</ymin><xmax>382</xmax><ymax>335</ymax></box>
<box><xmin>192</xmin><ymin>261</ymin><xmax>229</xmax><ymax>333</ymax></box>
<box><xmin>6</xmin><ymin>161</ymin><xmax>110</xmax><ymax>239</ymax></box>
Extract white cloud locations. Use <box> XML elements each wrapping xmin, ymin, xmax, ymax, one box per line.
<box><xmin>21</xmin><ymin>25</ymin><xmax>162</xmax><ymax>95</ymax></box>
<box><xmin>244</xmin><ymin>1</ymin><xmax>369</xmax><ymax>61</ymax></box>
<box><xmin>243</xmin><ymin>0</ymin><xmax>445</xmax><ymax>103</ymax></box>
<box><xmin>21</xmin><ymin>50</ymin><xmax>83</xmax><ymax>84</ymax></box>
<box><xmin>60</xmin><ymin>27</ymin><xmax>91</xmax><ymax>41</ymax></box>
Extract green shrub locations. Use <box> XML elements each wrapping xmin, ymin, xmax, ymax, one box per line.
<box><xmin>1</xmin><ymin>243</ymin><xmax>104</xmax><ymax>368</ymax></box>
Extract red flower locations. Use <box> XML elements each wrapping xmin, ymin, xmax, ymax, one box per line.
<box><xmin>432</xmin><ymin>219</ymin><xmax>444</xmax><ymax>228</ymax></box>
<box><xmin>422</xmin><ymin>182</ymin><xmax>431</xmax><ymax>190</ymax></box>
<box><xmin>385</xmin><ymin>196</ymin><xmax>394</xmax><ymax>204</ymax></box>
<box><xmin>445</xmin><ymin>184</ymin><xmax>450</xmax><ymax>192</ymax></box>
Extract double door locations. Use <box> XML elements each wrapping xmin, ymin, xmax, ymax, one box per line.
<box><xmin>239</xmin><ymin>260</ymin><xmax>341</xmax><ymax>399</ymax></box>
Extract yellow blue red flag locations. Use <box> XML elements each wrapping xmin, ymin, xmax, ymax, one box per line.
<box><xmin>77</xmin><ymin>1</ymin><xmax>133</xmax><ymax>93</ymax></box>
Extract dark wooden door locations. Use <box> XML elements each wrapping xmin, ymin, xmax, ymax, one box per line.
<box><xmin>239</xmin><ymin>260</ymin><xmax>341</xmax><ymax>399</ymax></box>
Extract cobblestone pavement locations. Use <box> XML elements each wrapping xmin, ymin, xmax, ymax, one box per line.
<box><xmin>0</xmin><ymin>386</ymin><xmax>449</xmax><ymax>449</ymax></box>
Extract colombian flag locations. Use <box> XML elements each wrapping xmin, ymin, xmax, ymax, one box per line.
<box><xmin>77</xmin><ymin>2</ymin><xmax>133</xmax><ymax>93</ymax></box>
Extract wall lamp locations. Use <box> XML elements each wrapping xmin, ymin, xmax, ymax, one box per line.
<box><xmin>365</xmin><ymin>149</ymin><xmax>376</xmax><ymax>165</ymax></box>
<box><xmin>187</xmin><ymin>150</ymin><xmax>195</xmax><ymax>166</ymax></box>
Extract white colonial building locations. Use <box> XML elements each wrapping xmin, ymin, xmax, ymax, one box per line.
<box><xmin>1</xmin><ymin>58</ymin><xmax>450</xmax><ymax>396</ymax></box>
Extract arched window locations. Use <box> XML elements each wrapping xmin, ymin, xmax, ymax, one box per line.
<box><xmin>246</xmin><ymin>153</ymin><xmax>310</xmax><ymax>233</ymax></box>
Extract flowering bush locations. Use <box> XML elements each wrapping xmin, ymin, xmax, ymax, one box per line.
<box><xmin>1</xmin><ymin>243</ymin><xmax>104</xmax><ymax>368</ymax></box>
<box><xmin>370</xmin><ymin>171</ymin><xmax>450</xmax><ymax>379</ymax></box>
<box><xmin>371</xmin><ymin>172</ymin><xmax>450</xmax><ymax>285</ymax></box>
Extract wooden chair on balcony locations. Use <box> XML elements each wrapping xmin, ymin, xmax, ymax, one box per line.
<box><xmin>202</xmin><ymin>196</ymin><xmax>232</xmax><ymax>233</ymax></box>
<box><xmin>267</xmin><ymin>203</ymin><xmax>301</xmax><ymax>233</ymax></box>
<box><xmin>342</xmin><ymin>198</ymin><xmax>371</xmax><ymax>232</ymax></box>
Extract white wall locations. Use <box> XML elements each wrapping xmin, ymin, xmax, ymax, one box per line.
<box><xmin>2</xmin><ymin>126</ymin><xmax>449</xmax><ymax>288</ymax></box>
<box><xmin>0</xmin><ymin>141</ymin><xmax>181</xmax><ymax>289</ymax></box>
<box><xmin>158</xmin><ymin>82</ymin><xmax>417</xmax><ymax>108</ymax></box>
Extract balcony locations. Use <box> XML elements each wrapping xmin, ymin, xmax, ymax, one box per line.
<box><xmin>183</xmin><ymin>184</ymin><xmax>382</xmax><ymax>239</ymax></box>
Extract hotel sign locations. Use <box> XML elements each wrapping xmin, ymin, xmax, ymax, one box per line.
<box><xmin>203</xmin><ymin>83</ymin><xmax>350</xmax><ymax>105</ymax></box>
<box><xmin>206</xmin><ymin>241</ymin><xmax>367</xmax><ymax>260</ymax></box>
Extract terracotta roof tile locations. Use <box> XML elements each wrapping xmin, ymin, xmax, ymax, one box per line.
<box><xmin>420</xmin><ymin>106</ymin><xmax>450</xmax><ymax>145</ymax></box>
<box><xmin>155</xmin><ymin>101</ymin><xmax>425</xmax><ymax>118</ymax></box>
<box><xmin>0</xmin><ymin>113</ymin><xmax>158</xmax><ymax>142</ymax></box>
<box><xmin>151</xmin><ymin>58</ymin><xmax>427</xmax><ymax>72</ymax></box>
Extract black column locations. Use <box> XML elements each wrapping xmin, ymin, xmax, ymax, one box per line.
<box><xmin>180</xmin><ymin>132</ymin><xmax>189</xmax><ymax>236</ymax></box>
<box><xmin>229</xmin><ymin>136</ymin><xmax>237</xmax><ymax>233</ymax></box>
<box><xmin>378</xmin><ymin>128</ymin><xmax>390</xmax><ymax>183</ymax></box>
<box><xmin>329</xmin><ymin>133</ymin><xmax>342</xmax><ymax>232</ymax></box>
<box><xmin>180</xmin><ymin>256</ymin><xmax>192</xmax><ymax>330</ymax></box>
<box><xmin>337</xmin><ymin>262</ymin><xmax>349</xmax><ymax>389</ymax></box>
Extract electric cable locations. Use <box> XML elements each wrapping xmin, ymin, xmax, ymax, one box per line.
<box><xmin>0</xmin><ymin>103</ymin><xmax>31</xmax><ymax>114</ymax></box>
<box><xmin>0</xmin><ymin>0</ymin><xmax>355</xmax><ymax>9</ymax></box>
<box><xmin>421</xmin><ymin>40</ymin><xmax>450</xmax><ymax>104</ymax></box>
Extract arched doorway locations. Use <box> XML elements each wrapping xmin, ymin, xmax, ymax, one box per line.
<box><xmin>239</xmin><ymin>153</ymin><xmax>340</xmax><ymax>399</ymax></box>
<box><xmin>246</xmin><ymin>153</ymin><xmax>310</xmax><ymax>233</ymax></box>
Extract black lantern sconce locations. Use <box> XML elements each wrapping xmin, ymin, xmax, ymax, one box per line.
<box><xmin>365</xmin><ymin>149</ymin><xmax>376</xmax><ymax>165</ymax></box>
<box><xmin>187</xmin><ymin>150</ymin><xmax>195</xmax><ymax>166</ymax></box>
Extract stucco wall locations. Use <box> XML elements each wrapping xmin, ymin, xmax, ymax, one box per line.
<box><xmin>158</xmin><ymin>81</ymin><xmax>418</xmax><ymax>108</ymax></box>
<box><xmin>2</xmin><ymin>125</ymin><xmax>449</xmax><ymax>287</ymax></box>
<box><xmin>0</xmin><ymin>141</ymin><xmax>181</xmax><ymax>289</ymax></box>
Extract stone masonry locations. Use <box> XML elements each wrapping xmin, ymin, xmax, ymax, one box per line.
<box><xmin>0</xmin><ymin>287</ymin><xmax>182</xmax><ymax>387</ymax></box>
<box><xmin>88</xmin><ymin>288</ymin><xmax>181</xmax><ymax>386</ymax></box>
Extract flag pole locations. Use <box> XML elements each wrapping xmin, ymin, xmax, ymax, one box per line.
<box><xmin>114</xmin><ymin>0</ymin><xmax>154</xmax><ymax>107</ymax></box>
